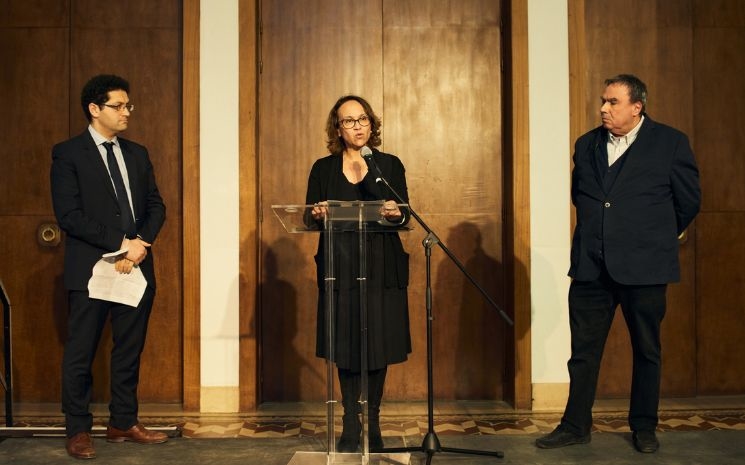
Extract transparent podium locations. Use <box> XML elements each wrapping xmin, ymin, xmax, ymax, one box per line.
<box><xmin>273</xmin><ymin>201</ymin><xmax>411</xmax><ymax>465</ymax></box>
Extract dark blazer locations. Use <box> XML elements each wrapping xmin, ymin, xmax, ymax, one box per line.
<box><xmin>50</xmin><ymin>130</ymin><xmax>166</xmax><ymax>290</ymax></box>
<box><xmin>569</xmin><ymin>116</ymin><xmax>700</xmax><ymax>285</ymax></box>
<box><xmin>305</xmin><ymin>149</ymin><xmax>410</xmax><ymax>288</ymax></box>
<box><xmin>305</xmin><ymin>149</ymin><xmax>412</xmax><ymax>367</ymax></box>
<box><xmin>305</xmin><ymin>148</ymin><xmax>410</xmax><ymax>211</ymax></box>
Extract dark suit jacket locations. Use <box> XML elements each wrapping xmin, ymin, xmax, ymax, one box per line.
<box><xmin>50</xmin><ymin>130</ymin><xmax>166</xmax><ymax>290</ymax></box>
<box><xmin>569</xmin><ymin>116</ymin><xmax>701</xmax><ymax>285</ymax></box>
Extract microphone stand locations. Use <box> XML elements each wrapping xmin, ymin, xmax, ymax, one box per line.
<box><xmin>366</xmin><ymin>155</ymin><xmax>512</xmax><ymax>464</ymax></box>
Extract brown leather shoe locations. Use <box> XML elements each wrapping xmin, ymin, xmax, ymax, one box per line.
<box><xmin>106</xmin><ymin>423</ymin><xmax>168</xmax><ymax>444</ymax></box>
<box><xmin>66</xmin><ymin>432</ymin><xmax>96</xmax><ymax>459</ymax></box>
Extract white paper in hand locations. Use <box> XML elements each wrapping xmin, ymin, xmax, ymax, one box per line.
<box><xmin>102</xmin><ymin>248</ymin><xmax>129</xmax><ymax>259</ymax></box>
<box><xmin>87</xmin><ymin>250</ymin><xmax>147</xmax><ymax>307</ymax></box>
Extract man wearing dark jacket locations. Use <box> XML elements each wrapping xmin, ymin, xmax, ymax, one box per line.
<box><xmin>51</xmin><ymin>74</ymin><xmax>167</xmax><ymax>459</ymax></box>
<box><xmin>536</xmin><ymin>74</ymin><xmax>701</xmax><ymax>453</ymax></box>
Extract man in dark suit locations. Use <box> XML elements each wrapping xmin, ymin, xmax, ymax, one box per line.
<box><xmin>50</xmin><ymin>74</ymin><xmax>167</xmax><ymax>459</ymax></box>
<box><xmin>535</xmin><ymin>74</ymin><xmax>701</xmax><ymax>453</ymax></box>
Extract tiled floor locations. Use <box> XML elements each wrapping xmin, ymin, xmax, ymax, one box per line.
<box><xmin>4</xmin><ymin>399</ymin><xmax>745</xmax><ymax>465</ymax></box>
<box><xmin>6</xmin><ymin>396</ymin><xmax>745</xmax><ymax>439</ymax></box>
<box><xmin>185</xmin><ymin>408</ymin><xmax>745</xmax><ymax>439</ymax></box>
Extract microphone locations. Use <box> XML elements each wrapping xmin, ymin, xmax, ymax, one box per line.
<box><xmin>361</xmin><ymin>146</ymin><xmax>383</xmax><ymax>182</ymax></box>
<box><xmin>361</xmin><ymin>146</ymin><xmax>408</xmax><ymax>221</ymax></box>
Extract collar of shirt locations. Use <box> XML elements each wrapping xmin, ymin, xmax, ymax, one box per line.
<box><xmin>608</xmin><ymin>115</ymin><xmax>645</xmax><ymax>146</ymax></box>
<box><xmin>607</xmin><ymin>115</ymin><xmax>644</xmax><ymax>166</ymax></box>
<box><xmin>88</xmin><ymin>125</ymin><xmax>120</xmax><ymax>148</ymax></box>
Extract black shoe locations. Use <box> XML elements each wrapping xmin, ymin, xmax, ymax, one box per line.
<box><xmin>337</xmin><ymin>415</ymin><xmax>361</xmax><ymax>453</ymax></box>
<box><xmin>632</xmin><ymin>430</ymin><xmax>659</xmax><ymax>453</ymax></box>
<box><xmin>368</xmin><ymin>422</ymin><xmax>384</xmax><ymax>452</ymax></box>
<box><xmin>337</xmin><ymin>436</ymin><xmax>359</xmax><ymax>453</ymax></box>
<box><xmin>535</xmin><ymin>425</ymin><xmax>591</xmax><ymax>449</ymax></box>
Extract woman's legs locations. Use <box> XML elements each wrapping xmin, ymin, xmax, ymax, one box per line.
<box><xmin>337</xmin><ymin>366</ymin><xmax>389</xmax><ymax>452</ymax></box>
<box><xmin>367</xmin><ymin>367</ymin><xmax>387</xmax><ymax>451</ymax></box>
<box><xmin>337</xmin><ymin>368</ymin><xmax>361</xmax><ymax>452</ymax></box>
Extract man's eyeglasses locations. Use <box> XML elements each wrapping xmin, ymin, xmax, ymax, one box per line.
<box><xmin>101</xmin><ymin>103</ymin><xmax>135</xmax><ymax>113</ymax></box>
<box><xmin>339</xmin><ymin>115</ymin><xmax>370</xmax><ymax>129</ymax></box>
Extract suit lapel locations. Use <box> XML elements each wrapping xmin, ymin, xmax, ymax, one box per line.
<box><xmin>590</xmin><ymin>131</ymin><xmax>608</xmax><ymax>193</ymax></box>
<box><xmin>607</xmin><ymin>117</ymin><xmax>654</xmax><ymax>194</ymax></box>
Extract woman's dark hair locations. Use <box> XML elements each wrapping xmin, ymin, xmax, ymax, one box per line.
<box><xmin>81</xmin><ymin>74</ymin><xmax>130</xmax><ymax>122</ymax></box>
<box><xmin>605</xmin><ymin>74</ymin><xmax>647</xmax><ymax>113</ymax></box>
<box><xmin>325</xmin><ymin>95</ymin><xmax>382</xmax><ymax>154</ymax></box>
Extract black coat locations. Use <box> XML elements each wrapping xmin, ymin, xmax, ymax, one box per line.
<box><xmin>569</xmin><ymin>116</ymin><xmax>701</xmax><ymax>285</ymax></box>
<box><xmin>304</xmin><ymin>149</ymin><xmax>411</xmax><ymax>370</ymax></box>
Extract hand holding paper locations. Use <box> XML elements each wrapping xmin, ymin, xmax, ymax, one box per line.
<box><xmin>115</xmin><ymin>258</ymin><xmax>135</xmax><ymax>274</ymax></box>
<box><xmin>121</xmin><ymin>238</ymin><xmax>150</xmax><ymax>265</ymax></box>
<box><xmin>88</xmin><ymin>248</ymin><xmax>147</xmax><ymax>307</ymax></box>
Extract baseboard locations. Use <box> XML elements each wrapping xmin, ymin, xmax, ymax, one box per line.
<box><xmin>531</xmin><ymin>383</ymin><xmax>568</xmax><ymax>412</ymax></box>
<box><xmin>200</xmin><ymin>386</ymin><xmax>240</xmax><ymax>413</ymax></box>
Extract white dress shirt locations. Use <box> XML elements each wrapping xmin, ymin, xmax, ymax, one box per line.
<box><xmin>607</xmin><ymin>115</ymin><xmax>645</xmax><ymax>166</ymax></box>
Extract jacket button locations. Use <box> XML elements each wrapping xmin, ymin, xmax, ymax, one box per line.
<box><xmin>604</xmin><ymin>202</ymin><xmax>611</xmax><ymax>208</ymax></box>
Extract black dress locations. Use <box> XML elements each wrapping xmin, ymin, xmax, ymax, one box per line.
<box><xmin>305</xmin><ymin>150</ymin><xmax>412</xmax><ymax>372</ymax></box>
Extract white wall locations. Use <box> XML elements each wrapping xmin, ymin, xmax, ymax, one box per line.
<box><xmin>199</xmin><ymin>0</ymin><xmax>240</xmax><ymax>412</ymax></box>
<box><xmin>528</xmin><ymin>0</ymin><xmax>572</xmax><ymax>410</ymax></box>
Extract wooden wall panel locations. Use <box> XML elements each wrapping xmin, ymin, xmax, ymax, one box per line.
<box><xmin>662</xmin><ymin>226</ymin><xmax>697</xmax><ymax>396</ymax></box>
<box><xmin>0</xmin><ymin>0</ymin><xmax>69</xmax><ymax>27</ymax></box>
<box><xmin>239</xmin><ymin>0</ymin><xmax>258</xmax><ymax>412</ymax></box>
<box><xmin>504</xmin><ymin>0</ymin><xmax>531</xmax><ymax>410</ymax></box>
<box><xmin>182</xmin><ymin>0</ymin><xmax>201</xmax><ymax>411</ymax></box>
<box><xmin>71</xmin><ymin>0</ymin><xmax>180</xmax><ymax>28</ymax></box>
<box><xmin>0</xmin><ymin>217</ymin><xmax>66</xmax><ymax>401</ymax></box>
<box><xmin>0</xmin><ymin>25</ymin><xmax>69</xmax><ymax>401</ymax></box>
<box><xmin>0</xmin><ymin>28</ymin><xmax>69</xmax><ymax>216</ymax></box>
<box><xmin>258</xmin><ymin>0</ymin><xmax>384</xmax><ymax>402</ymax></box>
<box><xmin>693</xmin><ymin>0</ymin><xmax>745</xmax><ymax>394</ymax></box>
<box><xmin>582</xmin><ymin>0</ymin><xmax>694</xmax><ymax>134</ymax></box>
<box><xmin>0</xmin><ymin>0</ymin><xmax>183</xmax><ymax>405</ymax></box>
<box><xmin>255</xmin><ymin>0</ymin><xmax>505</xmax><ymax>404</ymax></box>
<box><xmin>383</xmin><ymin>0</ymin><xmax>505</xmax><ymax>401</ymax></box>
<box><xmin>575</xmin><ymin>0</ymin><xmax>745</xmax><ymax>400</ymax></box>
<box><xmin>69</xmin><ymin>6</ymin><xmax>183</xmax><ymax>402</ymax></box>
<box><xmin>696</xmin><ymin>213</ymin><xmax>745</xmax><ymax>393</ymax></box>
<box><xmin>579</xmin><ymin>0</ymin><xmax>697</xmax><ymax>398</ymax></box>
<box><xmin>693</xmin><ymin>5</ymin><xmax>745</xmax><ymax>211</ymax></box>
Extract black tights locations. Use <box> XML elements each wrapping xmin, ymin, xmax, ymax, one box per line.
<box><xmin>337</xmin><ymin>367</ymin><xmax>388</xmax><ymax>417</ymax></box>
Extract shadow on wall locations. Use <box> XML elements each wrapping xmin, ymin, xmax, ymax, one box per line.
<box><xmin>432</xmin><ymin>221</ymin><xmax>507</xmax><ymax>400</ymax></box>
<box><xmin>258</xmin><ymin>238</ymin><xmax>324</xmax><ymax>402</ymax></box>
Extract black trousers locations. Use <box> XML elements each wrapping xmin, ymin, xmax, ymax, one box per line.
<box><xmin>61</xmin><ymin>288</ymin><xmax>155</xmax><ymax>437</ymax></box>
<box><xmin>561</xmin><ymin>269</ymin><xmax>667</xmax><ymax>435</ymax></box>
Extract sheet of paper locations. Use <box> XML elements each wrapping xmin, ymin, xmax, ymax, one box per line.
<box><xmin>102</xmin><ymin>248</ymin><xmax>129</xmax><ymax>258</ymax></box>
<box><xmin>87</xmin><ymin>252</ymin><xmax>147</xmax><ymax>307</ymax></box>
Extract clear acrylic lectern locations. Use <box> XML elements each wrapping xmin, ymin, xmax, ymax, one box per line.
<box><xmin>273</xmin><ymin>201</ymin><xmax>411</xmax><ymax>465</ymax></box>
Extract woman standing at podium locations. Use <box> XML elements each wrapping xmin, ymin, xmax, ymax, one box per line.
<box><xmin>306</xmin><ymin>95</ymin><xmax>412</xmax><ymax>452</ymax></box>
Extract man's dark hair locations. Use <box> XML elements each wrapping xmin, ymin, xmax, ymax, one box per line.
<box><xmin>605</xmin><ymin>74</ymin><xmax>647</xmax><ymax>113</ymax></box>
<box><xmin>81</xmin><ymin>74</ymin><xmax>130</xmax><ymax>122</ymax></box>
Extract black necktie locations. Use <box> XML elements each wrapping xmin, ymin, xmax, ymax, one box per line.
<box><xmin>103</xmin><ymin>142</ymin><xmax>136</xmax><ymax>237</ymax></box>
